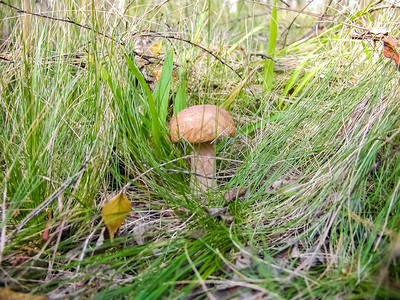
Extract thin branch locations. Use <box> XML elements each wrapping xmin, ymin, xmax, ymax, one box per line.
<box><xmin>0</xmin><ymin>1</ymin><xmax>115</xmax><ymax>42</ymax></box>
<box><xmin>136</xmin><ymin>33</ymin><xmax>275</xmax><ymax>79</ymax></box>
<box><xmin>245</xmin><ymin>0</ymin><xmax>321</xmax><ymax>17</ymax></box>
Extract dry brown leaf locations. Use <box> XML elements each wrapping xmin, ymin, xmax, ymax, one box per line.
<box><xmin>383</xmin><ymin>36</ymin><xmax>400</xmax><ymax>70</ymax></box>
<box><xmin>13</xmin><ymin>208</ymin><xmax>20</xmax><ymax>218</ymax></box>
<box><xmin>0</xmin><ymin>287</ymin><xmax>48</xmax><ymax>300</ymax></box>
<box><xmin>101</xmin><ymin>192</ymin><xmax>131</xmax><ymax>242</ymax></box>
<box><xmin>153</xmin><ymin>64</ymin><xmax>163</xmax><ymax>81</ymax></box>
<box><xmin>224</xmin><ymin>188</ymin><xmax>247</xmax><ymax>202</ymax></box>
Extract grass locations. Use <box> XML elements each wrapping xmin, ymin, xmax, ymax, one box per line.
<box><xmin>1</xmin><ymin>0</ymin><xmax>400</xmax><ymax>298</ymax></box>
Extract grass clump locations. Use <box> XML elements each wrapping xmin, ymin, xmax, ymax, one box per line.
<box><xmin>1</xmin><ymin>0</ymin><xmax>400</xmax><ymax>299</ymax></box>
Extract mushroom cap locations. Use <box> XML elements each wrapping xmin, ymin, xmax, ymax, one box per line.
<box><xmin>169</xmin><ymin>104</ymin><xmax>235</xmax><ymax>143</ymax></box>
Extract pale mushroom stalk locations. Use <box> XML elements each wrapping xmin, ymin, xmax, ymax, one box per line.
<box><xmin>169</xmin><ymin>105</ymin><xmax>235</xmax><ymax>194</ymax></box>
<box><xmin>190</xmin><ymin>142</ymin><xmax>215</xmax><ymax>191</ymax></box>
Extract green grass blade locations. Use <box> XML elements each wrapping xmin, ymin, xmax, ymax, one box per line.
<box><xmin>153</xmin><ymin>47</ymin><xmax>174</xmax><ymax>125</ymax></box>
<box><xmin>263</xmin><ymin>0</ymin><xmax>277</xmax><ymax>93</ymax></box>
<box><xmin>282</xmin><ymin>46</ymin><xmax>322</xmax><ymax>97</ymax></box>
<box><xmin>124</xmin><ymin>53</ymin><xmax>163</xmax><ymax>154</ymax></box>
<box><xmin>290</xmin><ymin>63</ymin><xmax>323</xmax><ymax>99</ymax></box>
<box><xmin>174</xmin><ymin>66</ymin><xmax>187</xmax><ymax>115</ymax></box>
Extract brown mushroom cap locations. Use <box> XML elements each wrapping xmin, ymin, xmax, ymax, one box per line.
<box><xmin>169</xmin><ymin>104</ymin><xmax>235</xmax><ymax>143</ymax></box>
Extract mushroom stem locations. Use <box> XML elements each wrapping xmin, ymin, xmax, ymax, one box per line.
<box><xmin>190</xmin><ymin>143</ymin><xmax>215</xmax><ymax>192</ymax></box>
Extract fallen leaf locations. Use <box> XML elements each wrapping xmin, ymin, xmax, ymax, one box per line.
<box><xmin>101</xmin><ymin>192</ymin><xmax>131</xmax><ymax>242</ymax></box>
<box><xmin>382</xmin><ymin>36</ymin><xmax>400</xmax><ymax>70</ymax></box>
<box><xmin>150</xmin><ymin>40</ymin><xmax>163</xmax><ymax>56</ymax></box>
<box><xmin>0</xmin><ymin>287</ymin><xmax>48</xmax><ymax>300</ymax></box>
<box><xmin>152</xmin><ymin>64</ymin><xmax>163</xmax><ymax>81</ymax></box>
<box><xmin>207</xmin><ymin>207</ymin><xmax>227</xmax><ymax>217</ymax></box>
<box><xmin>224</xmin><ymin>188</ymin><xmax>247</xmax><ymax>202</ymax></box>
<box><xmin>13</xmin><ymin>208</ymin><xmax>20</xmax><ymax>218</ymax></box>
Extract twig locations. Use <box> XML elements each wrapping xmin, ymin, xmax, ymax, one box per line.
<box><xmin>0</xmin><ymin>1</ymin><xmax>115</xmax><ymax>42</ymax></box>
<box><xmin>136</xmin><ymin>33</ymin><xmax>266</xmax><ymax>80</ymax></box>
<box><xmin>281</xmin><ymin>0</ymin><xmax>316</xmax><ymax>45</ymax></box>
<box><xmin>292</xmin><ymin>0</ymin><xmax>334</xmax><ymax>43</ymax></box>
<box><xmin>0</xmin><ymin>55</ymin><xmax>13</xmax><ymax>63</ymax></box>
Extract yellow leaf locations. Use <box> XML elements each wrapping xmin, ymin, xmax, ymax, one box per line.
<box><xmin>0</xmin><ymin>287</ymin><xmax>48</xmax><ymax>300</ymax></box>
<box><xmin>150</xmin><ymin>40</ymin><xmax>163</xmax><ymax>56</ymax></box>
<box><xmin>101</xmin><ymin>192</ymin><xmax>131</xmax><ymax>242</ymax></box>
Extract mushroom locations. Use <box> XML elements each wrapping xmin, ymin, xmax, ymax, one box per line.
<box><xmin>169</xmin><ymin>104</ymin><xmax>236</xmax><ymax>193</ymax></box>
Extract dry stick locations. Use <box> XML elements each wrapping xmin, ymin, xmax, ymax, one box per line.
<box><xmin>290</xmin><ymin>0</ymin><xmax>334</xmax><ymax>44</ymax></box>
<box><xmin>137</xmin><ymin>33</ymin><xmax>275</xmax><ymax>80</ymax></box>
<box><xmin>244</xmin><ymin>0</ymin><xmax>321</xmax><ymax>17</ymax></box>
<box><xmin>281</xmin><ymin>0</ymin><xmax>316</xmax><ymax>45</ymax></box>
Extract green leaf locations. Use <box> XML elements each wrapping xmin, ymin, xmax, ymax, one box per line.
<box><xmin>153</xmin><ymin>47</ymin><xmax>174</xmax><ymax>125</ymax></box>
